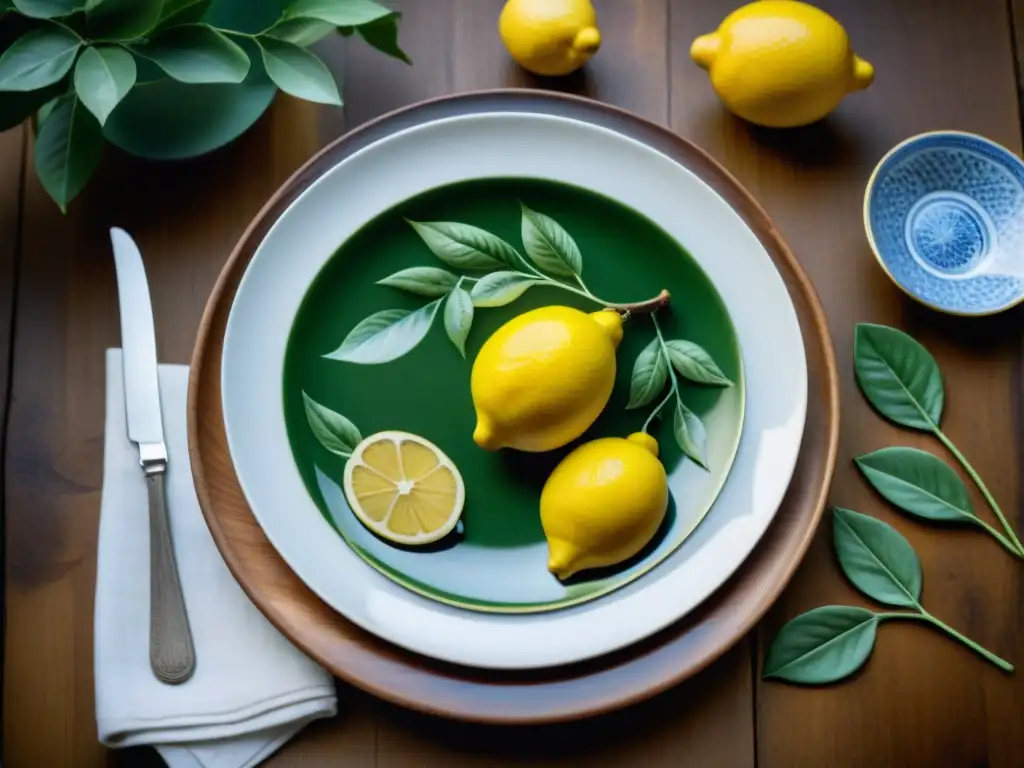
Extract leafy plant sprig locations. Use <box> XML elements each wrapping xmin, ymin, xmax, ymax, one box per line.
<box><xmin>763</xmin><ymin>507</ymin><xmax>1013</xmax><ymax>684</ymax></box>
<box><xmin>324</xmin><ymin>203</ymin><xmax>734</xmax><ymax>469</ymax></box>
<box><xmin>325</xmin><ymin>202</ymin><xmax>672</xmax><ymax>366</ymax></box>
<box><xmin>0</xmin><ymin>0</ymin><xmax>411</xmax><ymax>211</ymax></box>
<box><xmin>624</xmin><ymin>313</ymin><xmax>732</xmax><ymax>469</ymax></box>
<box><xmin>301</xmin><ymin>389</ymin><xmax>362</xmax><ymax>458</ymax></box>
<box><xmin>853</xmin><ymin>323</ymin><xmax>1024</xmax><ymax>558</ymax></box>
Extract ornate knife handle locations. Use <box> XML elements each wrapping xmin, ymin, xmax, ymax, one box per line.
<box><xmin>145</xmin><ymin>466</ymin><xmax>196</xmax><ymax>684</ymax></box>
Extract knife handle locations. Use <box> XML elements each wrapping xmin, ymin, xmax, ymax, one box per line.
<box><xmin>146</xmin><ymin>470</ymin><xmax>196</xmax><ymax>684</ymax></box>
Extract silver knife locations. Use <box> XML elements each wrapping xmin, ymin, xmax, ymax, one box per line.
<box><xmin>111</xmin><ymin>227</ymin><xmax>196</xmax><ymax>685</ymax></box>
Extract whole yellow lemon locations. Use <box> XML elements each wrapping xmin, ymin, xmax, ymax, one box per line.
<box><xmin>541</xmin><ymin>432</ymin><xmax>669</xmax><ymax>580</ymax></box>
<box><xmin>691</xmin><ymin>0</ymin><xmax>874</xmax><ymax>128</ymax></box>
<box><xmin>471</xmin><ymin>306</ymin><xmax>622</xmax><ymax>453</ymax></box>
<box><xmin>499</xmin><ymin>0</ymin><xmax>601</xmax><ymax>77</ymax></box>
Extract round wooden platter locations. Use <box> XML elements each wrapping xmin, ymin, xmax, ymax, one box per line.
<box><xmin>187</xmin><ymin>90</ymin><xmax>840</xmax><ymax>725</ymax></box>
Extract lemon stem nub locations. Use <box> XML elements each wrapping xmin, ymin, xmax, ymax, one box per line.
<box><xmin>690</xmin><ymin>33</ymin><xmax>720</xmax><ymax>69</ymax></box>
<box><xmin>573</xmin><ymin>27</ymin><xmax>601</xmax><ymax>55</ymax></box>
<box><xmin>851</xmin><ymin>55</ymin><xmax>875</xmax><ymax>91</ymax></box>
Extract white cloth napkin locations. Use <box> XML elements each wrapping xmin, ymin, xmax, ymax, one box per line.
<box><xmin>95</xmin><ymin>348</ymin><xmax>337</xmax><ymax>768</ymax></box>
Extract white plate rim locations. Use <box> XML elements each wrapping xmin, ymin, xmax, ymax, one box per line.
<box><xmin>221</xmin><ymin>111</ymin><xmax>808</xmax><ymax>670</ymax></box>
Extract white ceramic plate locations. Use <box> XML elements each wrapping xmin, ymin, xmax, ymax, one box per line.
<box><xmin>221</xmin><ymin>112</ymin><xmax>807</xmax><ymax>670</ymax></box>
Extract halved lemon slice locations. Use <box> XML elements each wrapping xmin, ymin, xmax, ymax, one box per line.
<box><xmin>342</xmin><ymin>430</ymin><xmax>465</xmax><ymax>546</ymax></box>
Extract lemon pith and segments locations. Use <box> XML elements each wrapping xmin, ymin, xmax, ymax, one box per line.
<box><xmin>499</xmin><ymin>0</ymin><xmax>602</xmax><ymax>77</ymax></box>
<box><xmin>343</xmin><ymin>431</ymin><xmax>465</xmax><ymax>546</ymax></box>
<box><xmin>470</xmin><ymin>306</ymin><xmax>624</xmax><ymax>453</ymax></box>
<box><xmin>541</xmin><ymin>432</ymin><xmax>670</xmax><ymax>580</ymax></box>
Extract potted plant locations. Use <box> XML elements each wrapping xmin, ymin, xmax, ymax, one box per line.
<box><xmin>0</xmin><ymin>0</ymin><xmax>410</xmax><ymax>211</ymax></box>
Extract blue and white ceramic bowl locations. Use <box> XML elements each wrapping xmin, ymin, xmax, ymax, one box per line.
<box><xmin>865</xmin><ymin>131</ymin><xmax>1024</xmax><ymax>315</ymax></box>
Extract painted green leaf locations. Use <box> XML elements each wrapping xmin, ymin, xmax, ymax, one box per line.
<box><xmin>264</xmin><ymin>16</ymin><xmax>336</xmax><ymax>46</ymax></box>
<box><xmin>74</xmin><ymin>46</ymin><xmax>135</xmax><ymax>125</ymax></box>
<box><xmin>626</xmin><ymin>337</ymin><xmax>667</xmax><ymax>410</ymax></box>
<box><xmin>763</xmin><ymin>606</ymin><xmax>878</xmax><ymax>684</ymax></box>
<box><xmin>0</xmin><ymin>26</ymin><xmax>80</xmax><ymax>91</ymax></box>
<box><xmin>469</xmin><ymin>271</ymin><xmax>538</xmax><ymax>308</ymax></box>
<box><xmin>673</xmin><ymin>400</ymin><xmax>707</xmax><ymax>469</ymax></box>
<box><xmin>12</xmin><ymin>0</ymin><xmax>79</xmax><ymax>18</ymax></box>
<box><xmin>155</xmin><ymin>0</ymin><xmax>211</xmax><ymax>29</ymax></box>
<box><xmin>519</xmin><ymin>202</ymin><xmax>582</xmax><ymax>278</ymax></box>
<box><xmin>355</xmin><ymin>11</ymin><xmax>409</xmax><ymax>64</ymax></box>
<box><xmin>407</xmin><ymin>219</ymin><xmax>520</xmax><ymax>270</ymax></box>
<box><xmin>285</xmin><ymin>0</ymin><xmax>391</xmax><ymax>26</ymax></box>
<box><xmin>854</xmin><ymin>323</ymin><xmax>943</xmax><ymax>431</ymax></box>
<box><xmin>33</xmin><ymin>93</ymin><xmax>103</xmax><ymax>212</ymax></box>
<box><xmin>324</xmin><ymin>301</ymin><xmax>440</xmax><ymax>364</ymax></box>
<box><xmin>855</xmin><ymin>446</ymin><xmax>975</xmax><ymax>523</ymax></box>
<box><xmin>256</xmin><ymin>36</ymin><xmax>340</xmax><ymax>105</ymax></box>
<box><xmin>443</xmin><ymin>286</ymin><xmax>473</xmax><ymax>358</ymax></box>
<box><xmin>301</xmin><ymin>391</ymin><xmax>361</xmax><ymax>456</ymax></box>
<box><xmin>833</xmin><ymin>507</ymin><xmax>922</xmax><ymax>608</ymax></box>
<box><xmin>85</xmin><ymin>0</ymin><xmax>161</xmax><ymax>40</ymax></box>
<box><xmin>136</xmin><ymin>24</ymin><xmax>249</xmax><ymax>84</ymax></box>
<box><xmin>376</xmin><ymin>266</ymin><xmax>459</xmax><ymax>297</ymax></box>
<box><xmin>663</xmin><ymin>339</ymin><xmax>732</xmax><ymax>387</ymax></box>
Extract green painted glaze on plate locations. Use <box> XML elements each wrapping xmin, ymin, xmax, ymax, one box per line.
<box><xmin>282</xmin><ymin>177</ymin><xmax>745</xmax><ymax>613</ymax></box>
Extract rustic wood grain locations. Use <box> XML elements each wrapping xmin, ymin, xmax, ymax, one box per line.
<box><xmin>0</xmin><ymin>124</ymin><xmax>24</xmax><ymax>762</ymax></box>
<box><xmin>669</xmin><ymin>1</ymin><xmax>1024</xmax><ymax>766</ymax></box>
<box><xmin>4</xmin><ymin>0</ymin><xmax>1022</xmax><ymax>766</ymax></box>
<box><xmin>1</xmin><ymin>85</ymin><xmax>330</xmax><ymax>768</ymax></box>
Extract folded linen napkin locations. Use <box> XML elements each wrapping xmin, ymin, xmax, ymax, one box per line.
<box><xmin>95</xmin><ymin>348</ymin><xmax>337</xmax><ymax>768</ymax></box>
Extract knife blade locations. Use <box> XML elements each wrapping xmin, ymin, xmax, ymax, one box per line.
<box><xmin>110</xmin><ymin>227</ymin><xmax>196</xmax><ymax>685</ymax></box>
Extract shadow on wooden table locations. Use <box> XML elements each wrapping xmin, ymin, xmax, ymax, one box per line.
<box><xmin>334</xmin><ymin>640</ymin><xmax>751</xmax><ymax>764</ymax></box>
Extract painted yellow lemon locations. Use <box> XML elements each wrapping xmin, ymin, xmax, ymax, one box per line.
<box><xmin>342</xmin><ymin>431</ymin><xmax>464</xmax><ymax>546</ymax></box>
<box><xmin>471</xmin><ymin>306</ymin><xmax>623</xmax><ymax>453</ymax></box>
<box><xmin>541</xmin><ymin>432</ymin><xmax>669</xmax><ymax>580</ymax></box>
<box><xmin>691</xmin><ymin>0</ymin><xmax>874</xmax><ymax>128</ymax></box>
<box><xmin>499</xmin><ymin>0</ymin><xmax>601</xmax><ymax>77</ymax></box>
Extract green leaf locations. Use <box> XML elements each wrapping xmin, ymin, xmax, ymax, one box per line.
<box><xmin>663</xmin><ymin>339</ymin><xmax>732</xmax><ymax>387</ymax></box>
<box><xmin>135</xmin><ymin>24</ymin><xmax>249</xmax><ymax>84</ymax></box>
<box><xmin>443</xmin><ymin>286</ymin><xmax>473</xmax><ymax>358</ymax></box>
<box><xmin>35</xmin><ymin>93</ymin><xmax>58</xmax><ymax>125</ymax></box>
<box><xmin>833</xmin><ymin>507</ymin><xmax>922</xmax><ymax>608</ymax></box>
<box><xmin>855</xmin><ymin>447</ymin><xmax>976</xmax><ymax>524</ymax></box>
<box><xmin>673</xmin><ymin>400</ymin><xmax>707</xmax><ymax>469</ymax></box>
<box><xmin>12</xmin><ymin>0</ymin><xmax>79</xmax><ymax>18</ymax></box>
<box><xmin>376</xmin><ymin>266</ymin><xmax>459</xmax><ymax>298</ymax></box>
<box><xmin>763</xmin><ymin>606</ymin><xmax>878</xmax><ymax>684</ymax></box>
<box><xmin>626</xmin><ymin>337</ymin><xmax>667</xmax><ymax>410</ymax></box>
<box><xmin>85</xmin><ymin>0</ymin><xmax>161</xmax><ymax>39</ymax></box>
<box><xmin>73</xmin><ymin>45</ymin><xmax>134</xmax><ymax>125</ymax></box>
<box><xmin>520</xmin><ymin>202</ymin><xmax>582</xmax><ymax>278</ymax></box>
<box><xmin>0</xmin><ymin>26</ymin><xmax>80</xmax><ymax>91</ymax></box>
<box><xmin>0</xmin><ymin>79</ymin><xmax>62</xmax><ymax>130</ymax></box>
<box><xmin>355</xmin><ymin>11</ymin><xmax>409</xmax><ymax>64</ymax></box>
<box><xmin>33</xmin><ymin>93</ymin><xmax>103</xmax><ymax>212</ymax></box>
<box><xmin>155</xmin><ymin>0</ymin><xmax>210</xmax><ymax>29</ymax></box>
<box><xmin>285</xmin><ymin>0</ymin><xmax>392</xmax><ymax>26</ymax></box>
<box><xmin>301</xmin><ymin>391</ymin><xmax>362</xmax><ymax>456</ymax></box>
<box><xmin>854</xmin><ymin>323</ymin><xmax>943</xmax><ymax>431</ymax></box>
<box><xmin>264</xmin><ymin>16</ymin><xmax>335</xmax><ymax>46</ymax></box>
<box><xmin>256</xmin><ymin>36</ymin><xmax>340</xmax><ymax>106</ymax></box>
<box><xmin>324</xmin><ymin>301</ymin><xmax>440</xmax><ymax>364</ymax></box>
<box><xmin>469</xmin><ymin>271</ymin><xmax>539</xmax><ymax>307</ymax></box>
<box><xmin>407</xmin><ymin>220</ymin><xmax>520</xmax><ymax>270</ymax></box>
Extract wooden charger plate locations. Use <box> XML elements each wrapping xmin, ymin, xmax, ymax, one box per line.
<box><xmin>188</xmin><ymin>90</ymin><xmax>840</xmax><ymax>724</ymax></box>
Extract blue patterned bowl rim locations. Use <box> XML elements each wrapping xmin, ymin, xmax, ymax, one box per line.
<box><xmin>863</xmin><ymin>130</ymin><xmax>1024</xmax><ymax>316</ymax></box>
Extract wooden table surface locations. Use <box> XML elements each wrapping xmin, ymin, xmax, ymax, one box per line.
<box><xmin>3</xmin><ymin>1</ymin><xmax>1024</xmax><ymax>765</ymax></box>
